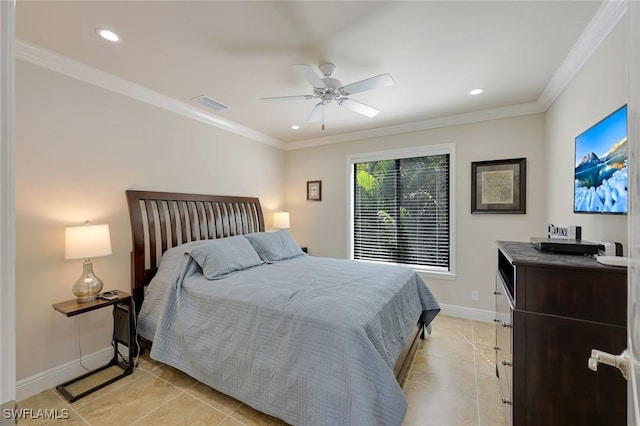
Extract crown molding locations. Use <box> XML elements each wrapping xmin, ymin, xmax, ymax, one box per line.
<box><xmin>15</xmin><ymin>39</ymin><xmax>286</xmax><ymax>150</ymax></box>
<box><xmin>288</xmin><ymin>0</ymin><xmax>627</xmax><ymax>150</ymax></box>
<box><xmin>538</xmin><ymin>0</ymin><xmax>627</xmax><ymax>109</ymax></box>
<box><xmin>15</xmin><ymin>0</ymin><xmax>625</xmax><ymax>152</ymax></box>
<box><xmin>284</xmin><ymin>101</ymin><xmax>544</xmax><ymax>150</ymax></box>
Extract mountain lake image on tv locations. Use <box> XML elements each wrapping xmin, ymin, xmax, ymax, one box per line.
<box><xmin>574</xmin><ymin>105</ymin><xmax>628</xmax><ymax>214</ymax></box>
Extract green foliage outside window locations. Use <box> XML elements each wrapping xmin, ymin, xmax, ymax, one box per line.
<box><xmin>353</xmin><ymin>154</ymin><xmax>450</xmax><ymax>268</ymax></box>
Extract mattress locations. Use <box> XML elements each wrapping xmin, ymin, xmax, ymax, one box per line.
<box><xmin>140</xmin><ymin>252</ymin><xmax>440</xmax><ymax>425</ymax></box>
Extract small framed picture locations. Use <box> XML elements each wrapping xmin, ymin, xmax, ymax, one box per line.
<box><xmin>307</xmin><ymin>181</ymin><xmax>322</xmax><ymax>201</ymax></box>
<box><xmin>471</xmin><ymin>158</ymin><xmax>526</xmax><ymax>214</ymax></box>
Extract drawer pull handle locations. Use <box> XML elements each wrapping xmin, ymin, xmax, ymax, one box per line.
<box><xmin>502</xmin><ymin>398</ymin><xmax>512</xmax><ymax>405</ymax></box>
<box><xmin>493</xmin><ymin>291</ymin><xmax>501</xmax><ymax>295</ymax></box>
<box><xmin>493</xmin><ymin>346</ymin><xmax>501</xmax><ymax>351</ymax></box>
<box><xmin>501</xmin><ymin>321</ymin><xmax>511</xmax><ymax>328</ymax></box>
<box><xmin>493</xmin><ymin>319</ymin><xmax>501</xmax><ymax>323</ymax></box>
<box><xmin>502</xmin><ymin>360</ymin><xmax>512</xmax><ymax>367</ymax></box>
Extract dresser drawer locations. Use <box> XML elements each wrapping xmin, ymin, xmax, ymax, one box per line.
<box><xmin>522</xmin><ymin>266</ymin><xmax>626</xmax><ymax>326</ymax></box>
<box><xmin>496</xmin><ymin>242</ymin><xmax>627</xmax><ymax>426</ymax></box>
<box><xmin>495</xmin><ymin>273</ymin><xmax>513</xmax><ymax>424</ymax></box>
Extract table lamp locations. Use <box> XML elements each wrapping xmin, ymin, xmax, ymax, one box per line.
<box><xmin>65</xmin><ymin>222</ymin><xmax>112</xmax><ymax>302</ymax></box>
<box><xmin>273</xmin><ymin>211</ymin><xmax>290</xmax><ymax>229</ymax></box>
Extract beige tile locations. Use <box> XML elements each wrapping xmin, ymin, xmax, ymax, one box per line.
<box><xmin>403</xmin><ymin>380</ymin><xmax>479</xmax><ymax>425</ymax></box>
<box><xmin>46</xmin><ymin>410</ymin><xmax>90</xmax><ymax>426</ymax></box>
<box><xmin>62</xmin><ymin>365</ymin><xmax>129</xmax><ymax>399</ymax></box>
<box><xmin>474</xmin><ymin>352</ymin><xmax>498</xmax><ymax>380</ymax></box>
<box><xmin>74</xmin><ymin>371</ymin><xmax>181</xmax><ymax>425</ymax></box>
<box><xmin>146</xmin><ymin>362</ymin><xmax>198</xmax><ymax>390</ymax></box>
<box><xmin>134</xmin><ymin>393</ymin><xmax>228</xmax><ymax>426</ymax></box>
<box><xmin>67</xmin><ymin>367</ymin><xmax>147</xmax><ymax>409</ymax></box>
<box><xmin>431</xmin><ymin>314</ymin><xmax>474</xmax><ymax>339</ymax></box>
<box><xmin>185</xmin><ymin>382</ymin><xmax>243</xmax><ymax>415</ymax></box>
<box><xmin>229</xmin><ymin>403</ymin><xmax>290</xmax><ymax>426</ymax></box>
<box><xmin>407</xmin><ymin>355</ymin><xmax>478</xmax><ymax>399</ymax></box>
<box><xmin>12</xmin><ymin>407</ymin><xmax>87</xmax><ymax>426</ymax></box>
<box><xmin>420</xmin><ymin>323</ymin><xmax>476</xmax><ymax>362</ymax></box>
<box><xmin>136</xmin><ymin>353</ymin><xmax>162</xmax><ymax>372</ymax></box>
<box><xmin>474</xmin><ymin>341</ymin><xmax>498</xmax><ymax>368</ymax></box>
<box><xmin>16</xmin><ymin>389</ymin><xmax>72</xmax><ymax>426</ymax></box>
<box><xmin>472</xmin><ymin>320</ymin><xmax>495</xmax><ymax>345</ymax></box>
<box><xmin>218</xmin><ymin>417</ymin><xmax>247</xmax><ymax>426</ymax></box>
<box><xmin>421</xmin><ymin>335</ymin><xmax>475</xmax><ymax>361</ymax></box>
<box><xmin>476</xmin><ymin>373</ymin><xmax>508</xmax><ymax>426</ymax></box>
<box><xmin>18</xmin><ymin>388</ymin><xmax>66</xmax><ymax>409</ymax></box>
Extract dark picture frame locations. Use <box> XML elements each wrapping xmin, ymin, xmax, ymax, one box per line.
<box><xmin>471</xmin><ymin>158</ymin><xmax>526</xmax><ymax>214</ymax></box>
<box><xmin>307</xmin><ymin>180</ymin><xmax>322</xmax><ymax>201</ymax></box>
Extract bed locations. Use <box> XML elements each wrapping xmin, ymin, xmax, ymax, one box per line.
<box><xmin>126</xmin><ymin>190</ymin><xmax>440</xmax><ymax>426</ymax></box>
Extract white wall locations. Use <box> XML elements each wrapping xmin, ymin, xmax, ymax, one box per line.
<box><xmin>545</xmin><ymin>19</ymin><xmax>628</xmax><ymax>248</ymax></box>
<box><xmin>285</xmin><ymin>114</ymin><xmax>546</xmax><ymax>315</ymax></box>
<box><xmin>14</xmin><ymin>61</ymin><xmax>286</xmax><ymax>388</ymax></box>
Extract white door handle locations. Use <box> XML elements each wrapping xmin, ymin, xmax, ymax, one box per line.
<box><xmin>588</xmin><ymin>348</ymin><xmax>629</xmax><ymax>380</ymax></box>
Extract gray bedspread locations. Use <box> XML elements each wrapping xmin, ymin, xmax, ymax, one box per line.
<box><xmin>145</xmin><ymin>255</ymin><xmax>440</xmax><ymax>426</ymax></box>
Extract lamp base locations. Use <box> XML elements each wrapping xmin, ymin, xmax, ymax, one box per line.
<box><xmin>72</xmin><ymin>259</ymin><xmax>103</xmax><ymax>303</ymax></box>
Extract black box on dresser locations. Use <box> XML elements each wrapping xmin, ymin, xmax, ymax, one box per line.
<box><xmin>494</xmin><ymin>241</ymin><xmax>627</xmax><ymax>426</ymax></box>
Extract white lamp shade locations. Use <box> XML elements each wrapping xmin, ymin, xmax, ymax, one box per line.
<box><xmin>65</xmin><ymin>224</ymin><xmax>112</xmax><ymax>259</ymax></box>
<box><xmin>273</xmin><ymin>212</ymin><xmax>290</xmax><ymax>229</ymax></box>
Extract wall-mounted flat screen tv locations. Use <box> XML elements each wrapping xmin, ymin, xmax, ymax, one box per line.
<box><xmin>574</xmin><ymin>105</ymin><xmax>628</xmax><ymax>214</ymax></box>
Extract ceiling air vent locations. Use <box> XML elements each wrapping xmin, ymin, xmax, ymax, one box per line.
<box><xmin>192</xmin><ymin>95</ymin><xmax>231</xmax><ymax>112</ymax></box>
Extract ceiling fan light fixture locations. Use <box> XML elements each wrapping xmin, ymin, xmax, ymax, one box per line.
<box><xmin>319</xmin><ymin>63</ymin><xmax>336</xmax><ymax>77</ymax></box>
<box><xmin>469</xmin><ymin>88</ymin><xmax>484</xmax><ymax>96</ymax></box>
<box><xmin>263</xmin><ymin>63</ymin><xmax>393</xmax><ymax>125</ymax></box>
<box><xmin>96</xmin><ymin>28</ymin><xmax>121</xmax><ymax>42</ymax></box>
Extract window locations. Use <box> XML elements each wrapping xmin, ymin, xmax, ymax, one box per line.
<box><xmin>347</xmin><ymin>144</ymin><xmax>455</xmax><ymax>277</ymax></box>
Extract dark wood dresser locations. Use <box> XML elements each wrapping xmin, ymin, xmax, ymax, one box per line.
<box><xmin>495</xmin><ymin>241</ymin><xmax>627</xmax><ymax>426</ymax></box>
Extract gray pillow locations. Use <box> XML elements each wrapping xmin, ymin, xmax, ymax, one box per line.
<box><xmin>244</xmin><ymin>230</ymin><xmax>306</xmax><ymax>263</ymax></box>
<box><xmin>187</xmin><ymin>236</ymin><xmax>265</xmax><ymax>280</ymax></box>
<box><xmin>145</xmin><ymin>239</ymin><xmax>210</xmax><ymax>298</ymax></box>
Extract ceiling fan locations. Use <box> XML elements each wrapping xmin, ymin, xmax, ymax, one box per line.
<box><xmin>261</xmin><ymin>63</ymin><xmax>394</xmax><ymax>125</ymax></box>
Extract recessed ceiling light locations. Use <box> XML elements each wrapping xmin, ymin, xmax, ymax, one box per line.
<box><xmin>96</xmin><ymin>28</ymin><xmax>121</xmax><ymax>42</ymax></box>
<box><xmin>291</xmin><ymin>125</ymin><xmax>300</xmax><ymax>130</ymax></box>
<box><xmin>469</xmin><ymin>88</ymin><xmax>484</xmax><ymax>96</ymax></box>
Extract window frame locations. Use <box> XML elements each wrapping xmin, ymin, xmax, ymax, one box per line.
<box><xmin>346</xmin><ymin>144</ymin><xmax>456</xmax><ymax>280</ymax></box>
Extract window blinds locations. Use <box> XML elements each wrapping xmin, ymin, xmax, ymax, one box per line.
<box><xmin>353</xmin><ymin>154</ymin><xmax>450</xmax><ymax>270</ymax></box>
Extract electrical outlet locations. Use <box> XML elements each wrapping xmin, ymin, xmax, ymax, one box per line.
<box><xmin>471</xmin><ymin>290</ymin><xmax>479</xmax><ymax>302</ymax></box>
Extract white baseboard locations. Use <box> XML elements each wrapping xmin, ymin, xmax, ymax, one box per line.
<box><xmin>16</xmin><ymin>346</ymin><xmax>113</xmax><ymax>402</ymax></box>
<box><xmin>438</xmin><ymin>303</ymin><xmax>495</xmax><ymax>323</ymax></box>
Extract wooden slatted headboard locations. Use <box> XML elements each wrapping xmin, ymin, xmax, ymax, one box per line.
<box><xmin>126</xmin><ymin>190</ymin><xmax>265</xmax><ymax>311</ymax></box>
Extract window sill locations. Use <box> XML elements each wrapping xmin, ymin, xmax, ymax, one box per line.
<box><xmin>414</xmin><ymin>269</ymin><xmax>457</xmax><ymax>281</ymax></box>
<box><xmin>351</xmin><ymin>258</ymin><xmax>456</xmax><ymax>281</ymax></box>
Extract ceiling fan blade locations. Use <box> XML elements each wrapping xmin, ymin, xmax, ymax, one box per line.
<box><xmin>292</xmin><ymin>64</ymin><xmax>327</xmax><ymax>89</ymax></box>
<box><xmin>338</xmin><ymin>98</ymin><xmax>380</xmax><ymax>118</ymax></box>
<box><xmin>307</xmin><ymin>102</ymin><xmax>324</xmax><ymax>122</ymax></box>
<box><xmin>261</xmin><ymin>95</ymin><xmax>315</xmax><ymax>101</ymax></box>
<box><xmin>340</xmin><ymin>73</ymin><xmax>394</xmax><ymax>96</ymax></box>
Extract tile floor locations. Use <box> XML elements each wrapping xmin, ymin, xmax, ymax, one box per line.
<box><xmin>17</xmin><ymin>315</ymin><xmax>507</xmax><ymax>425</ymax></box>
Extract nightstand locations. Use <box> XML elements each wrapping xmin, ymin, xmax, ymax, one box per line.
<box><xmin>52</xmin><ymin>290</ymin><xmax>136</xmax><ymax>402</ymax></box>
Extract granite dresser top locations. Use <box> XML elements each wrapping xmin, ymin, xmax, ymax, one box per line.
<box><xmin>496</xmin><ymin>240</ymin><xmax>625</xmax><ymax>272</ymax></box>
